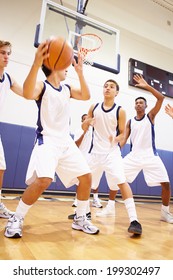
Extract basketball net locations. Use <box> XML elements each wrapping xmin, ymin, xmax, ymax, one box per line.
<box><xmin>76</xmin><ymin>33</ymin><xmax>102</xmax><ymax>66</ymax></box>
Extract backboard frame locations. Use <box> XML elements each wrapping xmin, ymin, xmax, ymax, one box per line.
<box><xmin>34</xmin><ymin>0</ymin><xmax>120</xmax><ymax>74</ymax></box>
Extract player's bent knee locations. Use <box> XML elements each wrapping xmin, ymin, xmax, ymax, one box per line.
<box><xmin>35</xmin><ymin>177</ymin><xmax>52</xmax><ymax>189</ymax></box>
<box><xmin>78</xmin><ymin>173</ymin><xmax>91</xmax><ymax>185</ymax></box>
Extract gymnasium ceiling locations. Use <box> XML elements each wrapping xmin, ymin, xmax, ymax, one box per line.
<box><xmin>151</xmin><ymin>0</ymin><xmax>173</xmax><ymax>12</ymax></box>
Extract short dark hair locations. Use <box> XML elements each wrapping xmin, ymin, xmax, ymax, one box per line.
<box><xmin>41</xmin><ymin>64</ymin><xmax>52</xmax><ymax>77</ymax></box>
<box><xmin>81</xmin><ymin>114</ymin><xmax>87</xmax><ymax>122</ymax></box>
<box><xmin>135</xmin><ymin>96</ymin><xmax>147</xmax><ymax>104</ymax></box>
<box><xmin>104</xmin><ymin>79</ymin><xmax>119</xmax><ymax>91</ymax></box>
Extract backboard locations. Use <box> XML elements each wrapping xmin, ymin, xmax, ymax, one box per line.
<box><xmin>34</xmin><ymin>0</ymin><xmax>120</xmax><ymax>74</ymax></box>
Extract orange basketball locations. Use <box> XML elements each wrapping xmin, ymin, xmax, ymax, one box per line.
<box><xmin>43</xmin><ymin>36</ymin><xmax>74</xmax><ymax>71</ymax></box>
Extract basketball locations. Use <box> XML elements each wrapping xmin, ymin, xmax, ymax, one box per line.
<box><xmin>43</xmin><ymin>36</ymin><xmax>74</xmax><ymax>71</ymax></box>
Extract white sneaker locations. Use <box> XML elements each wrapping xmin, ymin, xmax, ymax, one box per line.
<box><xmin>96</xmin><ymin>205</ymin><xmax>115</xmax><ymax>217</ymax></box>
<box><xmin>161</xmin><ymin>209</ymin><xmax>173</xmax><ymax>223</ymax></box>
<box><xmin>68</xmin><ymin>211</ymin><xmax>91</xmax><ymax>220</ymax></box>
<box><xmin>92</xmin><ymin>199</ymin><xmax>103</xmax><ymax>208</ymax></box>
<box><xmin>72</xmin><ymin>215</ymin><xmax>99</xmax><ymax>234</ymax></box>
<box><xmin>4</xmin><ymin>214</ymin><xmax>23</xmax><ymax>238</ymax></box>
<box><xmin>0</xmin><ymin>202</ymin><xmax>14</xmax><ymax>219</ymax></box>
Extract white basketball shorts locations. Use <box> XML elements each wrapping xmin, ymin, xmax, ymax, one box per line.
<box><xmin>26</xmin><ymin>136</ymin><xmax>91</xmax><ymax>187</ymax></box>
<box><xmin>88</xmin><ymin>148</ymin><xmax>125</xmax><ymax>191</ymax></box>
<box><xmin>123</xmin><ymin>152</ymin><xmax>170</xmax><ymax>186</ymax></box>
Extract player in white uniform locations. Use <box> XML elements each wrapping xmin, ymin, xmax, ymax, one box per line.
<box><xmin>82</xmin><ymin>79</ymin><xmax>142</xmax><ymax>235</ymax></box>
<box><xmin>0</xmin><ymin>40</ymin><xmax>23</xmax><ymax>218</ymax></box>
<box><xmin>121</xmin><ymin>74</ymin><xmax>173</xmax><ymax>223</ymax></box>
<box><xmin>4</xmin><ymin>41</ymin><xmax>99</xmax><ymax>238</ymax></box>
<box><xmin>71</xmin><ymin>113</ymin><xmax>103</xmax><ymax>209</ymax></box>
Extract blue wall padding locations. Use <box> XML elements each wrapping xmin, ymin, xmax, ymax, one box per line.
<box><xmin>0</xmin><ymin>122</ymin><xmax>173</xmax><ymax>197</ymax></box>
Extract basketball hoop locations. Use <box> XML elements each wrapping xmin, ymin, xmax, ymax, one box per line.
<box><xmin>76</xmin><ymin>33</ymin><xmax>103</xmax><ymax>66</ymax></box>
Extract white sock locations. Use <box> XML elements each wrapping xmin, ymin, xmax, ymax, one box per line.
<box><xmin>15</xmin><ymin>199</ymin><xmax>32</xmax><ymax>219</ymax></box>
<box><xmin>93</xmin><ymin>193</ymin><xmax>98</xmax><ymax>200</ymax></box>
<box><xmin>107</xmin><ymin>199</ymin><xmax>115</xmax><ymax>208</ymax></box>
<box><xmin>0</xmin><ymin>190</ymin><xmax>1</xmax><ymax>203</ymax></box>
<box><xmin>76</xmin><ymin>200</ymin><xmax>88</xmax><ymax>217</ymax></box>
<box><xmin>124</xmin><ymin>198</ymin><xmax>138</xmax><ymax>222</ymax></box>
<box><xmin>86</xmin><ymin>199</ymin><xmax>90</xmax><ymax>214</ymax></box>
<box><xmin>162</xmin><ymin>205</ymin><xmax>169</xmax><ymax>213</ymax></box>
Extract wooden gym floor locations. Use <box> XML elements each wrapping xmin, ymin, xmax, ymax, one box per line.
<box><xmin>0</xmin><ymin>195</ymin><xmax>173</xmax><ymax>260</ymax></box>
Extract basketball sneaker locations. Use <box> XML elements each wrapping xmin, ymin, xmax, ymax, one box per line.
<box><xmin>72</xmin><ymin>215</ymin><xmax>99</xmax><ymax>235</ymax></box>
<box><xmin>128</xmin><ymin>220</ymin><xmax>142</xmax><ymax>235</ymax></box>
<box><xmin>92</xmin><ymin>198</ymin><xmax>103</xmax><ymax>208</ymax></box>
<box><xmin>96</xmin><ymin>205</ymin><xmax>115</xmax><ymax>217</ymax></box>
<box><xmin>0</xmin><ymin>202</ymin><xmax>14</xmax><ymax>219</ymax></box>
<box><xmin>4</xmin><ymin>214</ymin><xmax>23</xmax><ymax>238</ymax></box>
<box><xmin>161</xmin><ymin>209</ymin><xmax>173</xmax><ymax>223</ymax></box>
<box><xmin>68</xmin><ymin>212</ymin><xmax>91</xmax><ymax>220</ymax></box>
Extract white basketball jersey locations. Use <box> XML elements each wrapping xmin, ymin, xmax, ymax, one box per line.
<box><xmin>74</xmin><ymin>126</ymin><xmax>92</xmax><ymax>157</ymax></box>
<box><xmin>89</xmin><ymin>102</ymin><xmax>121</xmax><ymax>154</ymax></box>
<box><xmin>35</xmin><ymin>81</ymin><xmax>71</xmax><ymax>143</ymax></box>
<box><xmin>0</xmin><ymin>72</ymin><xmax>12</xmax><ymax>119</ymax></box>
<box><xmin>129</xmin><ymin>114</ymin><xmax>157</xmax><ymax>155</ymax></box>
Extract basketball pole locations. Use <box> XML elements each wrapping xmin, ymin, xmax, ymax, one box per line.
<box><xmin>74</xmin><ymin>0</ymin><xmax>89</xmax><ymax>50</ymax></box>
<box><xmin>75</xmin><ymin>0</ymin><xmax>89</xmax><ymax>35</ymax></box>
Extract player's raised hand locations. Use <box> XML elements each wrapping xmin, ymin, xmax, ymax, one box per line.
<box><xmin>34</xmin><ymin>41</ymin><xmax>49</xmax><ymax>68</ymax></box>
<box><xmin>165</xmin><ymin>104</ymin><xmax>173</xmax><ymax>118</ymax></box>
<box><xmin>73</xmin><ymin>51</ymin><xmax>84</xmax><ymax>75</ymax></box>
<box><xmin>133</xmin><ymin>74</ymin><xmax>148</xmax><ymax>89</ymax></box>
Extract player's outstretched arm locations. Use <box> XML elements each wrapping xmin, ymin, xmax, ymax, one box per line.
<box><xmin>10</xmin><ymin>78</ymin><xmax>23</xmax><ymax>97</ymax></box>
<box><xmin>134</xmin><ymin>74</ymin><xmax>164</xmax><ymax>120</ymax></box>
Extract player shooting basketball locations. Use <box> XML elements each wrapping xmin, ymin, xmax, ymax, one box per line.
<box><xmin>4</xmin><ymin>40</ymin><xmax>100</xmax><ymax>238</ymax></box>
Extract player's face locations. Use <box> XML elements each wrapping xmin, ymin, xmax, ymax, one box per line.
<box><xmin>0</xmin><ymin>46</ymin><xmax>11</xmax><ymax>68</ymax></box>
<box><xmin>103</xmin><ymin>82</ymin><xmax>118</xmax><ymax>98</ymax></box>
<box><xmin>135</xmin><ymin>99</ymin><xmax>147</xmax><ymax>112</ymax></box>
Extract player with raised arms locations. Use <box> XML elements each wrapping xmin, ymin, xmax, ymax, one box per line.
<box><xmin>4</xmin><ymin>39</ymin><xmax>99</xmax><ymax>238</ymax></box>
